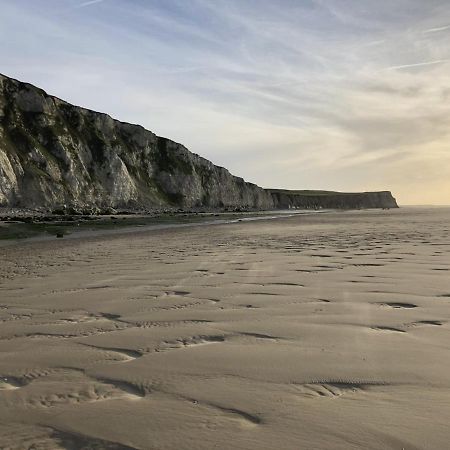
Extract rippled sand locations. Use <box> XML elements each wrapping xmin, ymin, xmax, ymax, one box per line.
<box><xmin>1</xmin><ymin>207</ymin><xmax>449</xmax><ymax>449</ymax></box>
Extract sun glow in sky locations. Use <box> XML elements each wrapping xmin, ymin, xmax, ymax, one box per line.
<box><xmin>1</xmin><ymin>0</ymin><xmax>450</xmax><ymax>205</ymax></box>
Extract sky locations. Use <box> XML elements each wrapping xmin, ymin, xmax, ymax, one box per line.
<box><xmin>1</xmin><ymin>0</ymin><xmax>450</xmax><ymax>205</ymax></box>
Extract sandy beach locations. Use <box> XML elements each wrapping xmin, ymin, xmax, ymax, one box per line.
<box><xmin>1</xmin><ymin>207</ymin><xmax>449</xmax><ymax>450</ymax></box>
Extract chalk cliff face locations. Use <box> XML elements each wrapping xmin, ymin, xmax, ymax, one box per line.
<box><xmin>0</xmin><ymin>74</ymin><xmax>398</xmax><ymax>211</ymax></box>
<box><xmin>0</xmin><ymin>74</ymin><xmax>273</xmax><ymax>210</ymax></box>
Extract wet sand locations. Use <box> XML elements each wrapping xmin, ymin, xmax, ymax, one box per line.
<box><xmin>1</xmin><ymin>207</ymin><xmax>449</xmax><ymax>449</ymax></box>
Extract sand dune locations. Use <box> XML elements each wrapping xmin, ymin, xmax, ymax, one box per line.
<box><xmin>1</xmin><ymin>207</ymin><xmax>449</xmax><ymax>449</ymax></box>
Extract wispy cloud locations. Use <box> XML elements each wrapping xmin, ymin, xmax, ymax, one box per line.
<box><xmin>423</xmin><ymin>24</ymin><xmax>450</xmax><ymax>33</ymax></box>
<box><xmin>385</xmin><ymin>59</ymin><xmax>449</xmax><ymax>71</ymax></box>
<box><xmin>75</xmin><ymin>0</ymin><xmax>106</xmax><ymax>9</ymax></box>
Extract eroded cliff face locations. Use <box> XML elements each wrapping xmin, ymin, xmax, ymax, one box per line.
<box><xmin>0</xmin><ymin>74</ymin><xmax>398</xmax><ymax>211</ymax></box>
<box><xmin>0</xmin><ymin>74</ymin><xmax>273</xmax><ymax>210</ymax></box>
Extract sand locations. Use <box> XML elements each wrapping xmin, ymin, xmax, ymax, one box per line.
<box><xmin>0</xmin><ymin>207</ymin><xmax>449</xmax><ymax>450</ymax></box>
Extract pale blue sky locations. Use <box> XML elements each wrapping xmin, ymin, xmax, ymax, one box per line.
<box><xmin>1</xmin><ymin>0</ymin><xmax>450</xmax><ymax>204</ymax></box>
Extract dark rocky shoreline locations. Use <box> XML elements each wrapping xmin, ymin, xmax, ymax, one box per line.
<box><xmin>0</xmin><ymin>206</ymin><xmax>286</xmax><ymax>241</ymax></box>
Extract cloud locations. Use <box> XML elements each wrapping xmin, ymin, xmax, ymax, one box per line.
<box><xmin>75</xmin><ymin>0</ymin><xmax>106</xmax><ymax>9</ymax></box>
<box><xmin>385</xmin><ymin>60</ymin><xmax>449</xmax><ymax>71</ymax></box>
<box><xmin>423</xmin><ymin>24</ymin><xmax>450</xmax><ymax>33</ymax></box>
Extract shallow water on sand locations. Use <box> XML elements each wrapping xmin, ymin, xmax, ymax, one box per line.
<box><xmin>0</xmin><ymin>207</ymin><xmax>449</xmax><ymax>449</ymax></box>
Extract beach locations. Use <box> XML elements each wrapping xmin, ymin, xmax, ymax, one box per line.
<box><xmin>0</xmin><ymin>207</ymin><xmax>449</xmax><ymax>449</ymax></box>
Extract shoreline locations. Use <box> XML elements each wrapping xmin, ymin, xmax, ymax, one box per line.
<box><xmin>0</xmin><ymin>208</ymin><xmax>344</xmax><ymax>246</ymax></box>
<box><xmin>3</xmin><ymin>205</ymin><xmax>446</xmax><ymax>249</ymax></box>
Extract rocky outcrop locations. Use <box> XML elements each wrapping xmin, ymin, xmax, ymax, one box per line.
<box><xmin>0</xmin><ymin>73</ymin><xmax>398</xmax><ymax>212</ymax></box>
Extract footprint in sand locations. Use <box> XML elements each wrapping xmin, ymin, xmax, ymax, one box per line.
<box><xmin>0</xmin><ymin>377</ymin><xmax>24</xmax><ymax>390</ymax></box>
<box><xmin>79</xmin><ymin>344</ymin><xmax>143</xmax><ymax>362</ymax></box>
<box><xmin>293</xmin><ymin>381</ymin><xmax>387</xmax><ymax>399</ymax></box>
<box><xmin>164</xmin><ymin>290</ymin><xmax>191</xmax><ymax>297</ymax></box>
<box><xmin>371</xmin><ymin>326</ymin><xmax>406</xmax><ymax>333</ymax></box>
<box><xmin>157</xmin><ymin>335</ymin><xmax>226</xmax><ymax>352</ymax></box>
<box><xmin>409</xmin><ymin>320</ymin><xmax>444</xmax><ymax>327</ymax></box>
<box><xmin>378</xmin><ymin>302</ymin><xmax>417</xmax><ymax>309</ymax></box>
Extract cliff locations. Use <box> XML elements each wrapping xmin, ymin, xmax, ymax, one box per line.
<box><xmin>0</xmin><ymin>74</ymin><xmax>398</xmax><ymax>212</ymax></box>
<box><xmin>268</xmin><ymin>190</ymin><xmax>398</xmax><ymax>210</ymax></box>
<box><xmin>0</xmin><ymin>74</ymin><xmax>273</xmax><ymax>211</ymax></box>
